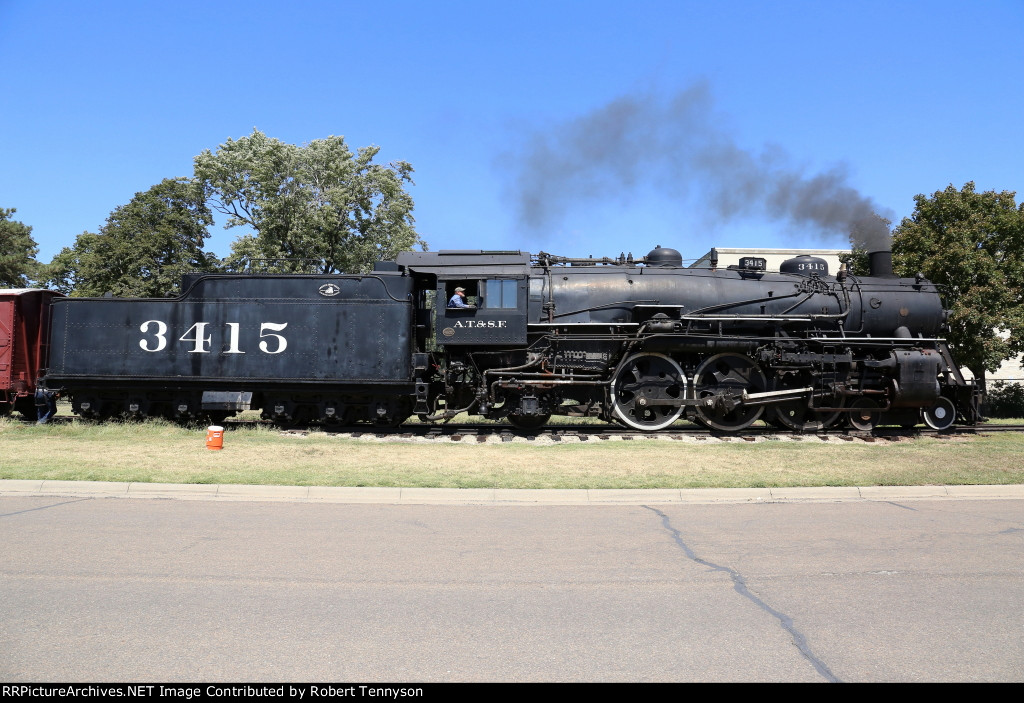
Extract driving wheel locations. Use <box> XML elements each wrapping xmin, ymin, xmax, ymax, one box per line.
<box><xmin>610</xmin><ymin>353</ymin><xmax>685</xmax><ymax>431</ymax></box>
<box><xmin>693</xmin><ymin>353</ymin><xmax>766</xmax><ymax>432</ymax></box>
<box><xmin>765</xmin><ymin>374</ymin><xmax>843</xmax><ymax>432</ymax></box>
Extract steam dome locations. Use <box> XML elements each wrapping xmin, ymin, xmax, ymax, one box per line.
<box><xmin>646</xmin><ymin>245</ymin><xmax>683</xmax><ymax>267</ymax></box>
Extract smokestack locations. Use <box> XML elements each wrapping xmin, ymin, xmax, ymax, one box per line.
<box><xmin>868</xmin><ymin>250</ymin><xmax>894</xmax><ymax>278</ymax></box>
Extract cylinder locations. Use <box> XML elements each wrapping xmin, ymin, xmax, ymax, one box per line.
<box><xmin>205</xmin><ymin>425</ymin><xmax>224</xmax><ymax>450</ymax></box>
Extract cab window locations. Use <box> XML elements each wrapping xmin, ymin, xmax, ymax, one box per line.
<box><xmin>482</xmin><ymin>279</ymin><xmax>517</xmax><ymax>309</ymax></box>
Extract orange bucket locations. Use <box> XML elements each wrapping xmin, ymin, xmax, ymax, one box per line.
<box><xmin>205</xmin><ymin>425</ymin><xmax>224</xmax><ymax>450</ymax></box>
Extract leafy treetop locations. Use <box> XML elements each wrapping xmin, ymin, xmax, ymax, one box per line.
<box><xmin>0</xmin><ymin>207</ymin><xmax>40</xmax><ymax>288</ymax></box>
<box><xmin>44</xmin><ymin>178</ymin><xmax>217</xmax><ymax>297</ymax></box>
<box><xmin>892</xmin><ymin>182</ymin><xmax>1024</xmax><ymax>383</ymax></box>
<box><xmin>194</xmin><ymin>129</ymin><xmax>424</xmax><ymax>274</ymax></box>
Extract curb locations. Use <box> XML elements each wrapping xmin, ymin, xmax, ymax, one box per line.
<box><xmin>2</xmin><ymin>480</ymin><xmax>1024</xmax><ymax>505</ymax></box>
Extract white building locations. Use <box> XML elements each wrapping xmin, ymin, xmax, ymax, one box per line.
<box><xmin>689</xmin><ymin>247</ymin><xmax>848</xmax><ymax>273</ymax></box>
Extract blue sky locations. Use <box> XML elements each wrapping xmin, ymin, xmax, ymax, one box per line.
<box><xmin>3</xmin><ymin>0</ymin><xmax>1022</xmax><ymax>265</ymax></box>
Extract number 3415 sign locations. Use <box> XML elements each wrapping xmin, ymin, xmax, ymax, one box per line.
<box><xmin>139</xmin><ymin>321</ymin><xmax>289</xmax><ymax>354</ymax></box>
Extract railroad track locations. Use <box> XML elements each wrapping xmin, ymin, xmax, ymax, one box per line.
<box><xmin>18</xmin><ymin>415</ymin><xmax>1023</xmax><ymax>442</ymax></box>
<box><xmin>271</xmin><ymin>422</ymin><xmax>1024</xmax><ymax>443</ymax></box>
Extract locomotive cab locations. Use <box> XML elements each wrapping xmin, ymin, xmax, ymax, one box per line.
<box><xmin>435</xmin><ymin>277</ymin><xmax>528</xmax><ymax>345</ymax></box>
<box><xmin>396</xmin><ymin>250</ymin><xmax>531</xmax><ymax>347</ymax></box>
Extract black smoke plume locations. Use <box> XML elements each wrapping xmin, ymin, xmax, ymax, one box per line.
<box><xmin>510</xmin><ymin>83</ymin><xmax>892</xmax><ymax>251</ymax></box>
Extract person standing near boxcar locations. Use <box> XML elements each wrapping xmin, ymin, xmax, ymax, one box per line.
<box><xmin>34</xmin><ymin>380</ymin><xmax>58</xmax><ymax>425</ymax></box>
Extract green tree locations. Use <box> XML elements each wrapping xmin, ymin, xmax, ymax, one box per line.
<box><xmin>892</xmin><ymin>182</ymin><xmax>1024</xmax><ymax>384</ymax></box>
<box><xmin>44</xmin><ymin>178</ymin><xmax>217</xmax><ymax>297</ymax></box>
<box><xmin>194</xmin><ymin>129</ymin><xmax>423</xmax><ymax>274</ymax></box>
<box><xmin>0</xmin><ymin>208</ymin><xmax>40</xmax><ymax>287</ymax></box>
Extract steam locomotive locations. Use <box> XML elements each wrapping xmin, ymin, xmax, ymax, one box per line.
<box><xmin>2</xmin><ymin>246</ymin><xmax>981</xmax><ymax>432</ymax></box>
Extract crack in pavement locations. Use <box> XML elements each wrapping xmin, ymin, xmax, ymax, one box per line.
<box><xmin>0</xmin><ymin>497</ymin><xmax>93</xmax><ymax>518</ymax></box>
<box><xmin>644</xmin><ymin>505</ymin><xmax>841</xmax><ymax>683</ymax></box>
<box><xmin>883</xmin><ymin>501</ymin><xmax>918</xmax><ymax>512</ymax></box>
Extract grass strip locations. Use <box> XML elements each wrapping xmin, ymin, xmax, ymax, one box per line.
<box><xmin>2</xmin><ymin>418</ymin><xmax>1022</xmax><ymax>489</ymax></box>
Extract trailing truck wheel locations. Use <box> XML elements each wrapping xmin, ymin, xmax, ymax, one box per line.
<box><xmin>610</xmin><ymin>353</ymin><xmax>685</xmax><ymax>431</ymax></box>
<box><xmin>923</xmin><ymin>397</ymin><xmax>957</xmax><ymax>431</ymax></box>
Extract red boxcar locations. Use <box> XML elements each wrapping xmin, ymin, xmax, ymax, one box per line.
<box><xmin>0</xmin><ymin>289</ymin><xmax>63</xmax><ymax>418</ymax></box>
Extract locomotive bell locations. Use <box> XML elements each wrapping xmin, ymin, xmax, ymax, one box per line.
<box><xmin>780</xmin><ymin>255</ymin><xmax>829</xmax><ymax>276</ymax></box>
<box><xmin>645</xmin><ymin>245</ymin><xmax>683</xmax><ymax>267</ymax></box>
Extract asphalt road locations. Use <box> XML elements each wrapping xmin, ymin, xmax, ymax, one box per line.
<box><xmin>2</xmin><ymin>493</ymin><xmax>1022</xmax><ymax>682</ymax></box>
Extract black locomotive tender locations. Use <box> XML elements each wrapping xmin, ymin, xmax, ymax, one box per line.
<box><xmin>44</xmin><ymin>246</ymin><xmax>981</xmax><ymax>433</ymax></box>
